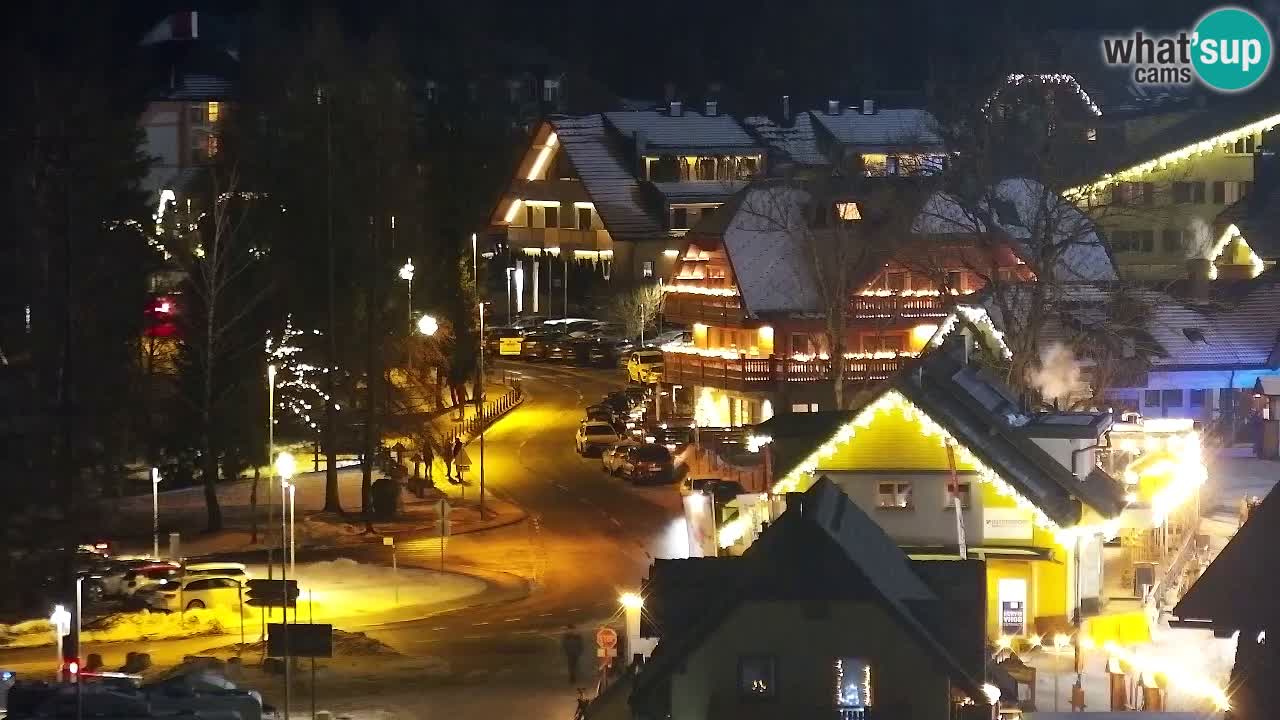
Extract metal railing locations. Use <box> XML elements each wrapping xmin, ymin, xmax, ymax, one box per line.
<box><xmin>662</xmin><ymin>353</ymin><xmax>906</xmax><ymax>390</ymax></box>
<box><xmin>448</xmin><ymin>386</ymin><xmax>524</xmax><ymax>445</ymax></box>
<box><xmin>850</xmin><ymin>293</ymin><xmax>948</xmax><ymax>319</ymax></box>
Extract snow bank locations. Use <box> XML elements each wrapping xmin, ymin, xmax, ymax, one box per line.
<box><xmin>0</xmin><ymin>609</ymin><xmax>237</xmax><ymax>650</ymax></box>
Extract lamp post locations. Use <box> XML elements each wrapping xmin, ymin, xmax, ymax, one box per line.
<box><xmin>275</xmin><ymin>451</ymin><xmax>297</xmax><ymax>579</ymax></box>
<box><xmin>477</xmin><ymin>302</ymin><xmax>486</xmax><ymax>517</ymax></box>
<box><xmin>151</xmin><ymin>467</ymin><xmax>161</xmax><ymax>559</ymax></box>
<box><xmin>267</xmin><ymin>364</ymin><xmax>276</xmax><ymax>578</ymax></box>
<box><xmin>399</xmin><ymin>259</ymin><xmax>415</xmax><ymax>327</ymax></box>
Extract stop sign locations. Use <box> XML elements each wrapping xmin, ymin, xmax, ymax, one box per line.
<box><xmin>595</xmin><ymin>626</ymin><xmax>618</xmax><ymax>649</ymax></box>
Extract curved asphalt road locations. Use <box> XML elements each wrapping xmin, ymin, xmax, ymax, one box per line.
<box><xmin>356</xmin><ymin>360</ymin><xmax>686</xmax><ymax>669</ymax></box>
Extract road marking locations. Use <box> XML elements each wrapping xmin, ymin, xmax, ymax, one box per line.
<box><xmin>609</xmin><ymin>517</ymin><xmax>622</xmax><ymax>527</ymax></box>
<box><xmin>503</xmin><ymin>617</ymin><xmax>521</xmax><ymax>622</ymax></box>
<box><xmin>472</xmin><ymin>621</ymin><xmax>491</xmax><ymax>626</ymax></box>
<box><xmin>431</xmin><ymin>626</ymin><xmax>447</xmax><ymax>631</ymax></box>
<box><xmin>538</xmin><ymin>612</ymin><xmax>553</xmax><ymax>617</ymax></box>
<box><xmin>566</xmin><ymin>607</ymin><xmax>581</xmax><ymax>612</ymax></box>
<box><xmin>463</xmin><ymin>634</ymin><xmax>487</xmax><ymax>640</ymax></box>
<box><xmin>554</xmin><ymin>483</ymin><xmax>569</xmax><ymax>492</ymax></box>
<box><xmin>514</xmin><ymin>629</ymin><xmax>538</xmax><ymax>634</ymax></box>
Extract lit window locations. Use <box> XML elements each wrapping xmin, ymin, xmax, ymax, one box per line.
<box><xmin>207</xmin><ymin>101</ymin><xmax>220</xmax><ymax>123</ymax></box>
<box><xmin>834</xmin><ymin>657</ymin><xmax>872</xmax><ymax>709</ymax></box>
<box><xmin>1086</xmin><ymin>127</ymin><xmax>1097</xmax><ymax>142</ymax></box>
<box><xmin>642</xmin><ymin>261</ymin><xmax>654</xmax><ymax>278</ymax></box>
<box><xmin>738</xmin><ymin>655</ymin><xmax>776</xmax><ymax>699</ymax></box>
<box><xmin>947</xmin><ymin>482</ymin><xmax>971</xmax><ymax>509</ymax></box>
<box><xmin>877</xmin><ymin>482</ymin><xmax>913</xmax><ymax>509</ymax></box>
<box><xmin>836</xmin><ymin>202</ymin><xmax>861</xmax><ymax>221</ymax></box>
<box><xmin>207</xmin><ymin>134</ymin><xmax>220</xmax><ymax>157</ymax></box>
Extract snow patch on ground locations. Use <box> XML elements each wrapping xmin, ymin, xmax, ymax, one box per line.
<box><xmin>0</xmin><ymin>610</ymin><xmax>234</xmax><ymax>649</ymax></box>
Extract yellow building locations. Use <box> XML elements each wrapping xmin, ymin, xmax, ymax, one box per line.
<box><xmin>722</xmin><ymin>348</ymin><xmax>1127</xmax><ymax>640</ymax></box>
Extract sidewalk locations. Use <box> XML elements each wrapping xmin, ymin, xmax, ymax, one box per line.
<box><xmin>102</xmin><ymin>382</ymin><xmax>527</xmax><ymax>559</ymax></box>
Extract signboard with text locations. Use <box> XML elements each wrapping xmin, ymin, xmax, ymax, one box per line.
<box><xmin>982</xmin><ymin>507</ymin><xmax>1033</xmax><ymax>541</ymax></box>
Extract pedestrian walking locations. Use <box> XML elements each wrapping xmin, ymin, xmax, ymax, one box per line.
<box><xmin>447</xmin><ymin>435</ymin><xmax>464</xmax><ymax>482</ymax></box>
<box><xmin>422</xmin><ymin>444</ymin><xmax>434</xmax><ymax>484</ymax></box>
<box><xmin>561</xmin><ymin>625</ymin><xmax>584</xmax><ymax>684</ymax></box>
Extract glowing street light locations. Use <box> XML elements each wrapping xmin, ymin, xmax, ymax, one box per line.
<box><xmin>399</xmin><ymin>259</ymin><xmax>415</xmax><ymax>326</ymax></box>
<box><xmin>619</xmin><ymin>592</ymin><xmax>643</xmax><ymax>610</ymax></box>
<box><xmin>275</xmin><ymin>450</ymin><xmax>297</xmax><ymax>481</ymax></box>
<box><xmin>276</xmin><ymin>451</ymin><xmax>297</xmax><ymax>580</ymax></box>
<box><xmin>417</xmin><ymin>314</ymin><xmax>439</xmax><ymax>337</ymax></box>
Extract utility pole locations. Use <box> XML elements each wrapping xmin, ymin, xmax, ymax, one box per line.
<box><xmin>477</xmin><ymin>302</ymin><xmax>486</xmax><ymax>518</ymax></box>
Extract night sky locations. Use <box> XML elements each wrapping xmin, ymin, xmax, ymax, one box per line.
<box><xmin>98</xmin><ymin>0</ymin><xmax>1234</xmax><ymax>103</ymax></box>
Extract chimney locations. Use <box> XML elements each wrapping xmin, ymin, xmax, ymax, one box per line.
<box><xmin>781</xmin><ymin>95</ymin><xmax>791</xmax><ymax>122</ymax></box>
<box><xmin>705</xmin><ymin>100</ymin><xmax>718</xmax><ymax>117</ymax></box>
<box><xmin>1187</xmin><ymin>258</ymin><xmax>1212</xmax><ymax>301</ymax></box>
<box><xmin>826</xmin><ymin>99</ymin><xmax>841</xmax><ymax>116</ymax></box>
<box><xmin>861</xmin><ymin>98</ymin><xmax>876</xmax><ymax>115</ymax></box>
<box><xmin>669</xmin><ymin>100</ymin><xmax>683</xmax><ymax>117</ymax></box>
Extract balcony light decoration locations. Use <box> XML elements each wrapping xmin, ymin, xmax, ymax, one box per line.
<box><xmin>502</xmin><ymin>198</ymin><xmax>523</xmax><ymax>223</ymax></box>
<box><xmin>665</xmin><ymin>285</ymin><xmax>739</xmax><ymax>297</ymax></box>
<box><xmin>857</xmin><ymin>288</ymin><xmax>954</xmax><ymax>297</ymax></box>
<box><xmin>526</xmin><ymin>131</ymin><xmax>558</xmax><ymax>180</ymax></box>
<box><xmin>1073</xmin><ymin>113</ymin><xmax>1280</xmax><ymax>195</ymax></box>
<box><xmin>1207</xmin><ymin>224</ymin><xmax>1266</xmax><ymax>279</ymax></box>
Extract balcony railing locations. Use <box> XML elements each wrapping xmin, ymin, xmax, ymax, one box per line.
<box><xmin>850</xmin><ymin>293</ymin><xmax>949</xmax><ymax>320</ymax></box>
<box><xmin>662</xmin><ymin>352</ymin><xmax>907</xmax><ymax>391</ymax></box>
<box><xmin>663</xmin><ymin>292</ymin><xmax>747</xmax><ymax>327</ymax></box>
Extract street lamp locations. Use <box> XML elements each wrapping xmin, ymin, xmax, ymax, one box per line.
<box><xmin>151</xmin><ymin>467</ymin><xmax>162</xmax><ymax>559</ymax></box>
<box><xmin>416</xmin><ymin>313</ymin><xmax>439</xmax><ymax>337</ymax></box>
<box><xmin>267</xmin><ymin>364</ymin><xmax>277</xmax><ymax>576</ymax></box>
<box><xmin>275</xmin><ymin>451</ymin><xmax>297</xmax><ymax>578</ymax></box>
<box><xmin>399</xmin><ymin>259</ymin><xmax>415</xmax><ymax>326</ymax></box>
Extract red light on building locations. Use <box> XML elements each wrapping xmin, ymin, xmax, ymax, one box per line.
<box><xmin>145</xmin><ymin>294</ymin><xmax>181</xmax><ymax>338</ymax></box>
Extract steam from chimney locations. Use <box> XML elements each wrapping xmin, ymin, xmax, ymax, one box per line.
<box><xmin>1185</xmin><ymin>216</ymin><xmax>1216</xmax><ymax>259</ymax></box>
<box><xmin>1028</xmin><ymin>342</ymin><xmax>1083</xmax><ymax>404</ymax></box>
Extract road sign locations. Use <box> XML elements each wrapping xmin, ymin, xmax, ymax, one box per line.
<box><xmin>245</xmin><ymin>579</ymin><xmax>299</xmax><ymax>607</ymax></box>
<box><xmin>454</xmin><ymin>447</ymin><xmax>472</xmax><ymax>471</ymax></box>
<box><xmin>267</xmin><ymin>623</ymin><xmax>333</xmax><ymax>658</ymax></box>
<box><xmin>499</xmin><ymin>337</ymin><xmax>522</xmax><ymax>356</ymax></box>
<box><xmin>595</xmin><ymin>626</ymin><xmax>618</xmax><ymax>649</ymax></box>
<box><xmin>383</xmin><ymin>536</ymin><xmax>394</xmax><ymax>546</ymax></box>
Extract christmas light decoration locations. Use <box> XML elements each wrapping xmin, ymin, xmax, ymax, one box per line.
<box><xmin>1074</xmin><ymin>112</ymin><xmax>1280</xmax><ymax>195</ymax></box>
<box><xmin>265</xmin><ymin>315</ymin><xmax>332</xmax><ymax>432</ymax></box>
<box><xmin>926</xmin><ymin>305</ymin><xmax>1013</xmax><ymax>359</ymax></box>
<box><xmin>1207</xmin><ymin>224</ymin><xmax>1266</xmax><ymax>280</ymax></box>
<box><xmin>664</xmin><ymin>285</ymin><xmax>739</xmax><ymax>297</ymax></box>
<box><xmin>982</xmin><ymin>73</ymin><xmax>1103</xmax><ymax>118</ymax></box>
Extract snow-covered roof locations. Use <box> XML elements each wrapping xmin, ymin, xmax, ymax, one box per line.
<box><xmin>988</xmin><ymin>282</ymin><xmax>1280</xmax><ymax>370</ymax></box>
<box><xmin>720</xmin><ymin>185</ymin><xmax>820</xmax><ymax>316</ymax></box>
<box><xmin>811</xmin><ymin>108</ymin><xmax>944</xmax><ymax>151</ymax></box>
<box><xmin>912</xmin><ymin>178</ymin><xmax>1117</xmax><ymax>283</ymax></box>
<box><xmin>603</xmin><ymin>110</ymin><xmax>762</xmax><ymax>152</ymax></box>
<box><xmin>548</xmin><ymin>115</ymin><xmax>664</xmax><ymax>241</ymax></box>
<box><xmin>742</xmin><ymin>113</ymin><xmax>828</xmax><ymax>166</ymax></box>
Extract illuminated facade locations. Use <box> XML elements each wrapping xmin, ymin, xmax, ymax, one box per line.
<box><xmin>487</xmin><ymin>106</ymin><xmax>766</xmax><ymax>301</ymax></box>
<box><xmin>661</xmin><ymin>183</ymin><xmax>1033</xmax><ymax>425</ymax></box>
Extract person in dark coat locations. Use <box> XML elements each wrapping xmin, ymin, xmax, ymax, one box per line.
<box><xmin>448</xmin><ymin>436</ymin><xmax>464</xmax><ymax>482</ymax></box>
<box><xmin>561</xmin><ymin>625</ymin><xmax>584</xmax><ymax>684</ymax></box>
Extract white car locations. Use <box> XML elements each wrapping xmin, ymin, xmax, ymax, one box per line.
<box><xmin>120</xmin><ymin>563</ymin><xmax>183</xmax><ymax>598</ymax></box>
<box><xmin>184</xmin><ymin>561</ymin><xmax>249</xmax><ymax>581</ymax></box>
<box><xmin>602</xmin><ymin>440</ymin><xmax>640</xmax><ymax>474</ymax></box>
<box><xmin>576</xmin><ymin>421</ymin><xmax>620</xmax><ymax>457</ymax></box>
<box><xmin>139</xmin><ymin>575</ymin><xmax>243</xmax><ymax>612</ymax></box>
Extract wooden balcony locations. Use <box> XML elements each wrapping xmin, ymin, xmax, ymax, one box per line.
<box><xmin>502</xmin><ymin>226</ymin><xmax>612</xmax><ymax>252</ymax></box>
<box><xmin>850</xmin><ymin>294</ymin><xmax>949</xmax><ymax>320</ymax></box>
<box><xmin>662</xmin><ymin>352</ymin><xmax>907</xmax><ymax>391</ymax></box>
<box><xmin>663</xmin><ymin>292</ymin><xmax>748</xmax><ymax>327</ymax></box>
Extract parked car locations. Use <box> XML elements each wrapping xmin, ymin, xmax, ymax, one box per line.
<box><xmin>584</xmin><ymin>406</ymin><xmax>620</xmax><ymax>427</ymax></box>
<box><xmin>679</xmin><ymin>477</ymin><xmax>747</xmax><ymax>500</ymax></box>
<box><xmin>120</xmin><ymin>563</ymin><xmax>183</xmax><ymax>598</ymax></box>
<box><xmin>564</xmin><ymin>320</ymin><xmax>600</xmax><ymax>338</ymax></box>
<box><xmin>138</xmin><ymin>575</ymin><xmax>243</xmax><ymax>612</ymax></box>
<box><xmin>545</xmin><ymin>337</ymin><xmax>573</xmax><ymax>362</ymax></box>
<box><xmin>651</xmin><ymin>424</ymin><xmax>695</xmax><ymax>450</ymax></box>
<box><xmin>619</xmin><ymin>444</ymin><xmax>676</xmax><ymax>484</ymax></box>
<box><xmin>183</xmin><ymin>562</ymin><xmax>249</xmax><ymax>581</ymax></box>
<box><xmin>520</xmin><ymin>332</ymin><xmax>557</xmax><ymax>361</ymax></box>
<box><xmin>626</xmin><ymin>350</ymin><xmax>665</xmax><ymax>384</ymax></box>
<box><xmin>602</xmin><ymin>440</ymin><xmax>640</xmax><ymax>474</ymax></box>
<box><xmin>601</xmin><ymin>391</ymin><xmax>634</xmax><ymax>414</ymax></box>
<box><xmin>623</xmin><ymin>386</ymin><xmax>650</xmax><ymax>407</ymax></box>
<box><xmin>98</xmin><ymin>558</ymin><xmax>169</xmax><ymax>598</ymax></box>
<box><xmin>647</xmin><ymin>329</ymin><xmax>690</xmax><ymax>347</ymax></box>
<box><xmin>509</xmin><ymin>315</ymin><xmax>548</xmax><ymax>331</ymax></box>
<box><xmin>575</xmin><ymin>421</ymin><xmax>621</xmax><ymax>456</ymax></box>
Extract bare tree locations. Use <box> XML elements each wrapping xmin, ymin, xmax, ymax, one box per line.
<box><xmin>610</xmin><ymin>285</ymin><xmax>665</xmax><ymax>345</ymax></box>
<box><xmin>174</xmin><ymin>169</ymin><xmax>270</xmax><ymax>532</ymax></box>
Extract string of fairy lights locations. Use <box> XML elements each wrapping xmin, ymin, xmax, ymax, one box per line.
<box><xmin>265</xmin><ymin>315</ymin><xmax>333</xmax><ymax>432</ymax></box>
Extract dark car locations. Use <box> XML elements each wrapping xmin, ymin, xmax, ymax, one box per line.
<box><xmin>620</xmin><ymin>444</ymin><xmax>676</xmax><ymax>484</ymax></box>
<box><xmin>623</xmin><ymin>386</ymin><xmax>650</xmax><ymax>407</ymax></box>
<box><xmin>545</xmin><ymin>337</ymin><xmax>573</xmax><ymax>362</ymax></box>
<box><xmin>520</xmin><ymin>332</ymin><xmax>557</xmax><ymax>361</ymax></box>
<box><xmin>602</xmin><ymin>391</ymin><xmax>633</xmax><ymax>413</ymax></box>
<box><xmin>569</xmin><ymin>338</ymin><xmax>597</xmax><ymax>366</ymax></box>
<box><xmin>651</xmin><ymin>424</ymin><xmax>694</xmax><ymax>450</ymax></box>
